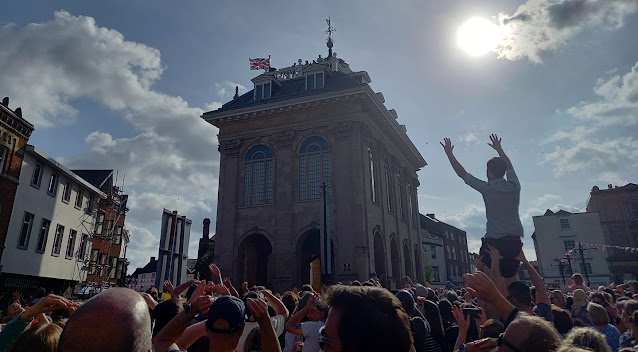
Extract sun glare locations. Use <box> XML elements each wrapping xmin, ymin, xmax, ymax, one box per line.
<box><xmin>457</xmin><ymin>17</ymin><xmax>502</xmax><ymax>57</ymax></box>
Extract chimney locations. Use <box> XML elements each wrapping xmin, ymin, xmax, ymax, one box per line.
<box><xmin>426</xmin><ymin>213</ymin><xmax>435</xmax><ymax>218</ymax></box>
<box><xmin>203</xmin><ymin>218</ymin><xmax>211</xmax><ymax>239</ymax></box>
<box><xmin>15</xmin><ymin>107</ymin><xmax>22</xmax><ymax>117</ymax></box>
<box><xmin>1</xmin><ymin>97</ymin><xmax>8</xmax><ymax>107</ymax></box>
<box><xmin>608</xmin><ymin>184</ymin><xmax>613</xmax><ymax>189</ymax></box>
<box><xmin>150</xmin><ymin>256</ymin><xmax>156</xmax><ymax>262</ymax></box>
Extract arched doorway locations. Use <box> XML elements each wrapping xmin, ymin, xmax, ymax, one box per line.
<box><xmin>237</xmin><ymin>233</ymin><xmax>272</xmax><ymax>286</ymax></box>
<box><xmin>414</xmin><ymin>246</ymin><xmax>423</xmax><ymax>283</ymax></box>
<box><xmin>374</xmin><ymin>231</ymin><xmax>386</xmax><ymax>285</ymax></box>
<box><xmin>390</xmin><ymin>237</ymin><xmax>401</xmax><ymax>289</ymax></box>
<box><xmin>296</xmin><ymin>229</ymin><xmax>335</xmax><ymax>290</ymax></box>
<box><xmin>403</xmin><ymin>241</ymin><xmax>413</xmax><ymax>281</ymax></box>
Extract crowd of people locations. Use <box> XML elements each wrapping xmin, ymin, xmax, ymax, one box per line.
<box><xmin>0</xmin><ymin>259</ymin><xmax>637</xmax><ymax>352</ymax></box>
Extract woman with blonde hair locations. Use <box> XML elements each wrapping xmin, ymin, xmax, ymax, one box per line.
<box><xmin>588</xmin><ymin>302</ymin><xmax>621</xmax><ymax>352</ymax></box>
<box><xmin>560</xmin><ymin>327</ymin><xmax>611</xmax><ymax>352</ymax></box>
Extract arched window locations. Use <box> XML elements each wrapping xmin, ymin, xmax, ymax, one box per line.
<box><xmin>398</xmin><ymin>174</ymin><xmax>406</xmax><ymax>220</ymax></box>
<box><xmin>244</xmin><ymin>145</ymin><xmax>273</xmax><ymax>206</ymax></box>
<box><xmin>385</xmin><ymin>162</ymin><xmax>393</xmax><ymax>212</ymax></box>
<box><xmin>407</xmin><ymin>183</ymin><xmax>413</xmax><ymax>224</ymax></box>
<box><xmin>368</xmin><ymin>148</ymin><xmax>377</xmax><ymax>203</ymax></box>
<box><xmin>299</xmin><ymin>137</ymin><xmax>330</xmax><ymax>200</ymax></box>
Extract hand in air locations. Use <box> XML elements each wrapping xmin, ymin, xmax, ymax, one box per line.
<box><xmin>488</xmin><ymin>134</ymin><xmax>502</xmax><ymax>151</ymax></box>
<box><xmin>440</xmin><ymin>138</ymin><xmax>454</xmax><ymax>154</ymax></box>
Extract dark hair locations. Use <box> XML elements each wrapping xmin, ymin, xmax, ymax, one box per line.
<box><xmin>551</xmin><ymin>305</ymin><xmax>574</xmax><ymax>335</ymax></box>
<box><xmin>480</xmin><ymin>319</ymin><xmax>504</xmax><ymax>338</ymax></box>
<box><xmin>508</xmin><ymin>281</ymin><xmax>532</xmax><ymax>306</ymax></box>
<box><xmin>152</xmin><ymin>299</ymin><xmax>183</xmax><ymax>337</ymax></box>
<box><xmin>438</xmin><ymin>299</ymin><xmax>454</xmax><ymax>326</ymax></box>
<box><xmin>423</xmin><ymin>300</ymin><xmax>445</xmax><ymax>345</ymax></box>
<box><xmin>8</xmin><ymin>323</ymin><xmax>62</xmax><ymax>352</ymax></box>
<box><xmin>487</xmin><ymin>157</ymin><xmax>506</xmax><ymax>178</ymax></box>
<box><xmin>280</xmin><ymin>291</ymin><xmax>298</xmax><ymax>316</ymax></box>
<box><xmin>301</xmin><ymin>284</ymin><xmax>314</xmax><ymax>293</ymax></box>
<box><xmin>326</xmin><ymin>286</ymin><xmax>413</xmax><ymax>352</ymax></box>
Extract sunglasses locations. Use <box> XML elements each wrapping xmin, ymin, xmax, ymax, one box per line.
<box><xmin>319</xmin><ymin>326</ymin><xmax>342</xmax><ymax>351</ymax></box>
<box><xmin>498</xmin><ymin>333</ymin><xmax>521</xmax><ymax>352</ymax></box>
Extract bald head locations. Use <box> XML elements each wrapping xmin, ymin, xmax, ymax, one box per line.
<box><xmin>59</xmin><ymin>288</ymin><xmax>151</xmax><ymax>352</ymax></box>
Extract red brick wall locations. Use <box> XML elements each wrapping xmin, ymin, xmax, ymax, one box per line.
<box><xmin>0</xmin><ymin>137</ymin><xmax>28</xmax><ymax>261</ymax></box>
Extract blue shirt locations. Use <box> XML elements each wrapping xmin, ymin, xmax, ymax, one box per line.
<box><xmin>596</xmin><ymin>324</ymin><xmax>621</xmax><ymax>352</ymax></box>
<box><xmin>463</xmin><ymin>170</ymin><xmax>524</xmax><ymax>238</ymax></box>
<box><xmin>620</xmin><ymin>329</ymin><xmax>636</xmax><ymax>349</ymax></box>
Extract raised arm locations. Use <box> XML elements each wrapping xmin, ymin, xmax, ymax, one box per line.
<box><xmin>285</xmin><ymin>294</ymin><xmax>317</xmax><ymax>335</ymax></box>
<box><xmin>487</xmin><ymin>134</ymin><xmax>513</xmax><ymax>171</ymax></box>
<box><xmin>463</xmin><ymin>271</ymin><xmax>516</xmax><ymax>323</ymax></box>
<box><xmin>441</xmin><ymin>138</ymin><xmax>468</xmax><ymax>178</ymax></box>
<box><xmin>155</xmin><ymin>295</ymin><xmax>213</xmax><ymax>352</ymax></box>
<box><xmin>517</xmin><ymin>251</ymin><xmax>550</xmax><ymax>306</ymax></box>
<box><xmin>262</xmin><ymin>289</ymin><xmax>289</xmax><ymax>318</ymax></box>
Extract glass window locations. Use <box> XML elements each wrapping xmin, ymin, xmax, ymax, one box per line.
<box><xmin>452</xmin><ymin>246</ymin><xmax>457</xmax><ymax>260</ymax></box>
<box><xmin>630</xmin><ymin>202</ymin><xmax>638</xmax><ymax>220</ymax></box>
<box><xmin>368</xmin><ymin>148</ymin><xmax>377</xmax><ymax>203</ymax></box>
<box><xmin>31</xmin><ymin>163</ymin><xmax>43</xmax><ymax>187</ymax></box>
<box><xmin>47</xmin><ymin>174</ymin><xmax>58</xmax><ymax>195</ymax></box>
<box><xmin>18</xmin><ymin>212</ymin><xmax>34</xmax><ymax>249</ymax></box>
<box><xmin>77</xmin><ymin>234</ymin><xmax>89</xmax><ymax>261</ymax></box>
<box><xmin>110</xmin><ymin>257</ymin><xmax>118</xmax><ymax>279</ymax></box>
<box><xmin>66</xmin><ymin>230</ymin><xmax>77</xmax><ymax>259</ymax></box>
<box><xmin>243</xmin><ymin>145</ymin><xmax>274</xmax><ymax>206</ymax></box>
<box><xmin>316</xmin><ymin>72</ymin><xmax>324</xmax><ymax>88</ymax></box>
<box><xmin>255</xmin><ymin>84</ymin><xmax>263</xmax><ymax>100</ymax></box>
<box><xmin>398</xmin><ymin>176</ymin><xmax>405</xmax><ymax>220</ymax></box>
<box><xmin>385</xmin><ymin>163</ymin><xmax>393</xmax><ymax>212</ymax></box>
<box><xmin>52</xmin><ymin>224</ymin><xmax>65</xmax><ymax>256</ymax></box>
<box><xmin>62</xmin><ymin>182</ymin><xmax>71</xmax><ymax>203</ymax></box>
<box><xmin>95</xmin><ymin>213</ymin><xmax>104</xmax><ymax>235</ymax></box>
<box><xmin>36</xmin><ymin>219</ymin><xmax>51</xmax><ymax>253</ymax></box>
<box><xmin>307</xmin><ymin>74</ymin><xmax>315</xmax><ymax>90</ymax></box>
<box><xmin>263</xmin><ymin>83</ymin><xmax>271</xmax><ymax>98</ymax></box>
<box><xmin>560</xmin><ymin>218</ymin><xmax>570</xmax><ymax>230</ymax></box>
<box><xmin>431</xmin><ymin>245</ymin><xmax>436</xmax><ymax>259</ymax></box>
<box><xmin>306</xmin><ymin>72</ymin><xmax>324</xmax><ymax>90</ymax></box>
<box><xmin>0</xmin><ymin>146</ymin><xmax>8</xmax><ymax>174</ymax></box>
<box><xmin>564</xmin><ymin>240</ymin><xmax>575</xmax><ymax>251</ymax></box>
<box><xmin>433</xmin><ymin>266</ymin><xmax>440</xmax><ymax>282</ymax></box>
<box><xmin>75</xmin><ymin>188</ymin><xmax>83</xmax><ymax>209</ymax></box>
<box><xmin>579</xmin><ymin>263</ymin><xmax>593</xmax><ymax>275</ymax></box>
<box><xmin>299</xmin><ymin>137</ymin><xmax>330</xmax><ymax>200</ymax></box>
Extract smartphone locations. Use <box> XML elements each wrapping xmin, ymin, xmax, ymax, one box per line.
<box><xmin>463</xmin><ymin>307</ymin><xmax>482</xmax><ymax>319</ymax></box>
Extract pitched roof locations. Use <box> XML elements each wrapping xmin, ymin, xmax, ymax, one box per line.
<box><xmin>131</xmin><ymin>258</ymin><xmax>157</xmax><ymax>276</ymax></box>
<box><xmin>72</xmin><ymin>170</ymin><xmax>113</xmax><ymax>189</ymax></box>
<box><xmin>209</xmin><ymin>71</ymin><xmax>365</xmax><ymax>114</ymax></box>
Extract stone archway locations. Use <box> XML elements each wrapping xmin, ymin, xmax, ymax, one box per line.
<box><xmin>237</xmin><ymin>233</ymin><xmax>272</xmax><ymax>286</ymax></box>
<box><xmin>390</xmin><ymin>237</ymin><xmax>401</xmax><ymax>290</ymax></box>
<box><xmin>373</xmin><ymin>231</ymin><xmax>387</xmax><ymax>286</ymax></box>
<box><xmin>296</xmin><ymin>229</ymin><xmax>335</xmax><ymax>290</ymax></box>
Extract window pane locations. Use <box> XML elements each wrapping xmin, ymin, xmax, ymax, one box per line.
<box><xmin>252</xmin><ymin>160</ymin><xmax>265</xmax><ymax>205</ymax></box>
<box><xmin>256</xmin><ymin>84</ymin><xmax>263</xmax><ymax>99</ymax></box>
<box><xmin>323</xmin><ymin>152</ymin><xmax>331</xmax><ymax>193</ymax></box>
<box><xmin>244</xmin><ymin>162</ymin><xmax>251</xmax><ymax>206</ymax></box>
<box><xmin>299</xmin><ymin>155</ymin><xmax>307</xmax><ymax>200</ymax></box>
<box><xmin>36</xmin><ymin>219</ymin><xmax>50</xmax><ymax>252</ymax></box>
<box><xmin>265</xmin><ymin>160</ymin><xmax>273</xmax><ymax>204</ymax></box>
<box><xmin>66</xmin><ymin>230</ymin><xmax>77</xmax><ymax>258</ymax></box>
<box><xmin>31</xmin><ymin>164</ymin><xmax>42</xmax><ymax>186</ymax></box>
<box><xmin>263</xmin><ymin>83</ymin><xmax>271</xmax><ymax>98</ymax></box>
<box><xmin>307</xmin><ymin>74</ymin><xmax>315</xmax><ymax>90</ymax></box>
<box><xmin>316</xmin><ymin>73</ymin><xmax>324</xmax><ymax>88</ymax></box>
<box><xmin>308</xmin><ymin>153</ymin><xmax>321</xmax><ymax>199</ymax></box>
<box><xmin>18</xmin><ymin>213</ymin><xmax>34</xmax><ymax>248</ymax></box>
<box><xmin>48</xmin><ymin>174</ymin><xmax>58</xmax><ymax>194</ymax></box>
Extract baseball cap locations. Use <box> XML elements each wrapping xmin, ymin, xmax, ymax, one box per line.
<box><xmin>206</xmin><ymin>296</ymin><xmax>246</xmax><ymax>334</ymax></box>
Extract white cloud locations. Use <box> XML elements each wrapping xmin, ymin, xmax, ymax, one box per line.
<box><xmin>0</xmin><ymin>11</ymin><xmax>221</xmax><ymax>272</ymax></box>
<box><xmin>497</xmin><ymin>0</ymin><xmax>638</xmax><ymax>62</ymax></box>
<box><xmin>203</xmin><ymin>101</ymin><xmax>223</xmax><ymax>112</ymax></box>
<box><xmin>215</xmin><ymin>81</ymin><xmax>247</xmax><ymax>99</ymax></box>
<box><xmin>461</xmin><ymin>132</ymin><xmax>478</xmax><ymax>144</ymax></box>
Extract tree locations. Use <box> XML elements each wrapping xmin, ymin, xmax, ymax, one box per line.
<box><xmin>424</xmin><ymin>263</ymin><xmax>434</xmax><ymax>283</ymax></box>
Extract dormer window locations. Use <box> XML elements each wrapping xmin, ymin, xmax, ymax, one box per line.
<box><xmin>255</xmin><ymin>82</ymin><xmax>271</xmax><ymax>100</ymax></box>
<box><xmin>306</xmin><ymin>72</ymin><xmax>324</xmax><ymax>90</ymax></box>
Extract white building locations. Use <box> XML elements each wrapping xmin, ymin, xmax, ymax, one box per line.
<box><xmin>0</xmin><ymin>145</ymin><xmax>105</xmax><ymax>296</ymax></box>
<box><xmin>419</xmin><ymin>214</ymin><xmax>447</xmax><ymax>287</ymax></box>
<box><xmin>127</xmin><ymin>256</ymin><xmax>157</xmax><ymax>292</ymax></box>
<box><xmin>532</xmin><ymin>209</ymin><xmax>611</xmax><ymax>287</ymax></box>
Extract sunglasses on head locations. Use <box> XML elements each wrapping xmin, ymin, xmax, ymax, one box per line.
<box><xmin>498</xmin><ymin>333</ymin><xmax>521</xmax><ymax>352</ymax></box>
<box><xmin>319</xmin><ymin>326</ymin><xmax>342</xmax><ymax>351</ymax></box>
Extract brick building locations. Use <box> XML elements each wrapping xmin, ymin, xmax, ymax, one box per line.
<box><xmin>586</xmin><ymin>183</ymin><xmax>638</xmax><ymax>282</ymax></box>
<box><xmin>203</xmin><ymin>39</ymin><xmax>427</xmax><ymax>292</ymax></box>
<box><xmin>0</xmin><ymin>97</ymin><xmax>34</xmax><ymax>265</ymax></box>
<box><xmin>420</xmin><ymin>213</ymin><xmax>471</xmax><ymax>286</ymax></box>
<box><xmin>73</xmin><ymin>170</ymin><xmax>129</xmax><ymax>289</ymax></box>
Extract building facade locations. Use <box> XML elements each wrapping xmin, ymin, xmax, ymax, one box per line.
<box><xmin>203</xmin><ymin>43</ymin><xmax>427</xmax><ymax>292</ymax></box>
<box><xmin>127</xmin><ymin>256</ymin><xmax>157</xmax><ymax>292</ymax></box>
<box><xmin>0</xmin><ymin>145</ymin><xmax>105</xmax><ymax>297</ymax></box>
<box><xmin>73</xmin><ymin>170</ymin><xmax>129</xmax><ymax>289</ymax></box>
<box><xmin>419</xmin><ymin>214</ymin><xmax>447</xmax><ymax>287</ymax></box>
<box><xmin>419</xmin><ymin>213</ymin><xmax>470</xmax><ymax>286</ymax></box>
<box><xmin>532</xmin><ymin>209</ymin><xmax>611</xmax><ymax>287</ymax></box>
<box><xmin>0</xmin><ymin>97</ymin><xmax>34</xmax><ymax>265</ymax></box>
<box><xmin>155</xmin><ymin>209</ymin><xmax>191</xmax><ymax>289</ymax></box>
<box><xmin>586</xmin><ymin>184</ymin><xmax>638</xmax><ymax>282</ymax></box>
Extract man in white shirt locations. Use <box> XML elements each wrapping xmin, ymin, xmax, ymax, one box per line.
<box><xmin>285</xmin><ymin>293</ymin><xmax>329</xmax><ymax>352</ymax></box>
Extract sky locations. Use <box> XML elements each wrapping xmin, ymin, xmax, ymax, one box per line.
<box><xmin>2</xmin><ymin>0</ymin><xmax>638</xmax><ymax>273</ymax></box>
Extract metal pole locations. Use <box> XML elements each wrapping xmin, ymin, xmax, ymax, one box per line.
<box><xmin>578</xmin><ymin>242</ymin><xmax>590</xmax><ymax>285</ymax></box>
<box><xmin>558</xmin><ymin>260</ymin><xmax>566</xmax><ymax>283</ymax></box>
<box><xmin>566</xmin><ymin>253</ymin><xmax>573</xmax><ymax>277</ymax></box>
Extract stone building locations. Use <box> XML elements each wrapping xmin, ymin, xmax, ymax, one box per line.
<box><xmin>0</xmin><ymin>97</ymin><xmax>34</xmax><ymax>264</ymax></box>
<box><xmin>420</xmin><ymin>213</ymin><xmax>471</xmax><ymax>286</ymax></box>
<box><xmin>203</xmin><ymin>40</ymin><xmax>427</xmax><ymax>292</ymax></box>
<box><xmin>586</xmin><ymin>184</ymin><xmax>638</xmax><ymax>282</ymax></box>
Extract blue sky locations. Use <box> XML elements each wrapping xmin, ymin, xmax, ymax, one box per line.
<box><xmin>2</xmin><ymin>0</ymin><xmax>637</xmax><ymax>273</ymax></box>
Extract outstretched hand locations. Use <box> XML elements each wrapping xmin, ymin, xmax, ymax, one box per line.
<box><xmin>452</xmin><ymin>305</ymin><xmax>471</xmax><ymax>333</ymax></box>
<box><xmin>487</xmin><ymin>134</ymin><xmax>502</xmax><ymax>151</ymax></box>
<box><xmin>463</xmin><ymin>271</ymin><xmax>501</xmax><ymax>304</ymax></box>
<box><xmin>440</xmin><ymin>138</ymin><xmax>454</xmax><ymax>154</ymax></box>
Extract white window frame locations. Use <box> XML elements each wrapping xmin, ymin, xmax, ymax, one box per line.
<box><xmin>31</xmin><ymin>163</ymin><xmax>43</xmax><ymax>188</ymax></box>
<box><xmin>18</xmin><ymin>212</ymin><xmax>34</xmax><ymax>249</ymax></box>
<box><xmin>62</xmin><ymin>182</ymin><xmax>71</xmax><ymax>203</ymax></box>
<box><xmin>47</xmin><ymin>173</ymin><xmax>58</xmax><ymax>196</ymax></box>
<box><xmin>52</xmin><ymin>224</ymin><xmax>65</xmax><ymax>256</ymax></box>
<box><xmin>560</xmin><ymin>218</ymin><xmax>570</xmax><ymax>230</ymax></box>
<box><xmin>579</xmin><ymin>262</ymin><xmax>593</xmax><ymax>275</ymax></box>
<box><xmin>254</xmin><ymin>82</ymin><xmax>272</xmax><ymax>100</ymax></box>
<box><xmin>306</xmin><ymin>72</ymin><xmax>324</xmax><ymax>90</ymax></box>
<box><xmin>65</xmin><ymin>229</ymin><xmax>77</xmax><ymax>259</ymax></box>
<box><xmin>35</xmin><ymin>218</ymin><xmax>51</xmax><ymax>253</ymax></box>
<box><xmin>74</xmin><ymin>188</ymin><xmax>83</xmax><ymax>209</ymax></box>
<box><xmin>564</xmin><ymin>240</ymin><xmax>575</xmax><ymax>251</ymax></box>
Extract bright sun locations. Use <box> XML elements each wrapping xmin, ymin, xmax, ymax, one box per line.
<box><xmin>457</xmin><ymin>17</ymin><xmax>502</xmax><ymax>56</ymax></box>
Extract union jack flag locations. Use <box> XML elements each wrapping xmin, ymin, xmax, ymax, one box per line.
<box><xmin>249</xmin><ymin>57</ymin><xmax>270</xmax><ymax>70</ymax></box>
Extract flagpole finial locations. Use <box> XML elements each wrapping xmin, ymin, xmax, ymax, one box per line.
<box><xmin>325</xmin><ymin>17</ymin><xmax>335</xmax><ymax>57</ymax></box>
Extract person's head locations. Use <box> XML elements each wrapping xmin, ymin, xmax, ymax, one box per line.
<box><xmin>351</xmin><ymin>280</ymin><xmax>361</xmax><ymax>286</ymax></box>
<box><xmin>560</xmin><ymin>327</ymin><xmax>611</xmax><ymax>352</ymax></box>
<box><xmin>206</xmin><ymin>295</ymin><xmax>246</xmax><ymax>351</ymax></box>
<box><xmin>572</xmin><ymin>273</ymin><xmax>585</xmax><ymax>286</ymax></box>
<box><xmin>307</xmin><ymin>299</ymin><xmax>330</xmax><ymax>322</ymax></box>
<box><xmin>151</xmin><ymin>298</ymin><xmax>183</xmax><ymax>337</ymax></box>
<box><xmin>34</xmin><ymin>287</ymin><xmax>47</xmax><ymax>299</ymax></box>
<box><xmin>486</xmin><ymin>157</ymin><xmax>507</xmax><ymax>180</ymax></box>
<box><xmin>480</xmin><ymin>319</ymin><xmax>505</xmax><ymax>339</ymax></box>
<box><xmin>280</xmin><ymin>291</ymin><xmax>298</xmax><ymax>316</ymax></box>
<box><xmin>395</xmin><ymin>290</ymin><xmax>416</xmax><ymax>316</ymax></box>
<box><xmin>7</xmin><ymin>302</ymin><xmax>23</xmax><ymax>319</ymax></box>
<box><xmin>621</xmin><ymin>299</ymin><xmax>638</xmax><ymax>329</ymax></box>
<box><xmin>423</xmin><ymin>300</ymin><xmax>445</xmax><ymax>344</ymax></box>
<box><xmin>145</xmin><ymin>287</ymin><xmax>159</xmax><ymax>302</ymax></box>
<box><xmin>590</xmin><ymin>292</ymin><xmax>608</xmax><ymax>307</ymax></box>
<box><xmin>8</xmin><ymin>323</ymin><xmax>62</xmax><ymax>352</ymax></box>
<box><xmin>508</xmin><ymin>281</ymin><xmax>533</xmax><ymax>309</ymax></box>
<box><xmin>59</xmin><ymin>287</ymin><xmax>152</xmax><ymax>352</ymax></box>
<box><xmin>323</xmin><ymin>285</ymin><xmax>413</xmax><ymax>352</ymax></box>
<box><xmin>438</xmin><ymin>299</ymin><xmax>454</xmax><ymax>322</ymax></box>
<box><xmin>500</xmin><ymin>313</ymin><xmax>562</xmax><ymax>352</ymax></box>
<box><xmin>550</xmin><ymin>290</ymin><xmax>567</xmax><ymax>308</ymax></box>
<box><xmin>551</xmin><ymin>305</ymin><xmax>574</xmax><ymax>335</ymax></box>
<box><xmin>587</xmin><ymin>302</ymin><xmax>609</xmax><ymax>326</ymax></box>
<box><xmin>572</xmin><ymin>289</ymin><xmax>588</xmax><ymax>309</ymax></box>
<box><xmin>414</xmin><ymin>284</ymin><xmax>427</xmax><ymax>299</ymax></box>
